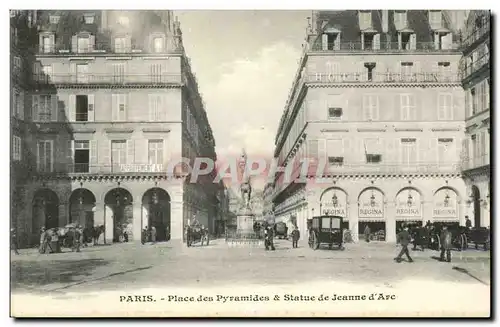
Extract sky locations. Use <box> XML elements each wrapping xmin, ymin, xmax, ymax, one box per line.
<box><xmin>176</xmin><ymin>10</ymin><xmax>310</xmax><ymax>162</ymax></box>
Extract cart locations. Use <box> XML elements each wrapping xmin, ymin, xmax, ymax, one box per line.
<box><xmin>307</xmin><ymin>215</ymin><xmax>345</xmax><ymax>250</ymax></box>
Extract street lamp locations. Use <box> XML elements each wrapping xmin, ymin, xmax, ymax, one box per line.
<box><xmin>152</xmin><ymin>191</ymin><xmax>159</xmax><ymax>205</ymax></box>
<box><xmin>444</xmin><ymin>192</ymin><xmax>450</xmax><ymax>207</ymax></box>
<box><xmin>370</xmin><ymin>191</ymin><xmax>376</xmax><ymax>207</ymax></box>
<box><xmin>407</xmin><ymin>191</ymin><xmax>413</xmax><ymax>207</ymax></box>
<box><xmin>332</xmin><ymin>192</ymin><xmax>338</xmax><ymax>207</ymax></box>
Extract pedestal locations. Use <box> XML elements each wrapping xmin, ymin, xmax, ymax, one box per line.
<box><xmin>236</xmin><ymin>207</ymin><xmax>255</xmax><ymax>236</ymax></box>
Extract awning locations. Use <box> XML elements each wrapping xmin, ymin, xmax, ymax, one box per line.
<box><xmin>398</xmin><ymin>28</ymin><xmax>415</xmax><ymax>33</ymax></box>
<box><xmin>432</xmin><ymin>218</ymin><xmax>459</xmax><ymax>222</ymax></box>
<box><xmin>358</xmin><ymin>218</ymin><xmax>385</xmax><ymax>222</ymax></box>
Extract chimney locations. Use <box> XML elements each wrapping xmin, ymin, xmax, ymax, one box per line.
<box><xmin>382</xmin><ymin>10</ymin><xmax>388</xmax><ymax>33</ymax></box>
<box><xmin>101</xmin><ymin>10</ymin><xmax>107</xmax><ymax>32</ymax></box>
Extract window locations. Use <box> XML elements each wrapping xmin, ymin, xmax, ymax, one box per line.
<box><xmin>77</xmin><ymin>37</ymin><xmax>90</xmax><ymax>53</ymax></box>
<box><xmin>37</xmin><ymin>95</ymin><xmax>52</xmax><ymax>121</ymax></box>
<box><xmin>42</xmin><ymin>36</ymin><xmax>52</xmax><ymax>53</ymax></box>
<box><xmin>429</xmin><ymin>10</ymin><xmax>442</xmax><ymax>27</ymax></box>
<box><xmin>438</xmin><ymin>93</ymin><xmax>453</xmax><ymax>120</ymax></box>
<box><xmin>471</xmin><ymin>87</ymin><xmax>477</xmax><ymax>115</ymax></box>
<box><xmin>438</xmin><ymin>62</ymin><xmax>451</xmax><ymax>80</ymax></box>
<box><xmin>84</xmin><ymin>13</ymin><xmax>95</xmax><ymax>24</ymax></box>
<box><xmin>112</xmin><ymin>63</ymin><xmax>125</xmax><ymax>83</ymax></box>
<box><xmin>111</xmin><ymin>140</ymin><xmax>127</xmax><ymax>167</ymax></box>
<box><xmin>400</xmin><ymin>62</ymin><xmax>414</xmax><ymax>80</ymax></box>
<box><xmin>13</xmin><ymin>56</ymin><xmax>21</xmax><ymax>75</ymax></box>
<box><xmin>150</xmin><ymin>63</ymin><xmax>162</xmax><ymax>83</ymax></box>
<box><xmin>326</xmin><ymin>33</ymin><xmax>340</xmax><ymax>50</ymax></box>
<box><xmin>114</xmin><ymin>37</ymin><xmax>127</xmax><ymax>53</ymax></box>
<box><xmin>49</xmin><ymin>15</ymin><xmax>60</xmax><ymax>24</ymax></box>
<box><xmin>76</xmin><ymin>64</ymin><xmax>88</xmax><ymax>83</ymax></box>
<box><xmin>74</xmin><ymin>141</ymin><xmax>90</xmax><ymax>173</ymax></box>
<box><xmin>438</xmin><ymin>138</ymin><xmax>454</xmax><ymax>163</ymax></box>
<box><xmin>362</xmin><ymin>94</ymin><xmax>379</xmax><ymax>121</ymax></box>
<box><xmin>328</xmin><ymin>157</ymin><xmax>344</xmax><ymax>166</ymax></box>
<box><xmin>400</xmin><ymin>94</ymin><xmax>416</xmax><ymax>121</ymax></box>
<box><xmin>13</xmin><ymin>136</ymin><xmax>21</xmax><ymax>161</ymax></box>
<box><xmin>153</xmin><ymin>37</ymin><xmax>164</xmax><ymax>53</ymax></box>
<box><xmin>148</xmin><ymin>140</ymin><xmax>164</xmax><ymax>165</ymax></box>
<box><xmin>400</xmin><ymin>138</ymin><xmax>417</xmax><ymax>165</ymax></box>
<box><xmin>112</xmin><ymin>94</ymin><xmax>127</xmax><ymax>121</ymax></box>
<box><xmin>328</xmin><ymin>108</ymin><xmax>343</xmax><ymax>120</ymax></box>
<box><xmin>42</xmin><ymin>65</ymin><xmax>52</xmax><ymax>83</ymax></box>
<box><xmin>37</xmin><ymin>140</ymin><xmax>53</xmax><ymax>172</ymax></box>
<box><xmin>400</xmin><ymin>32</ymin><xmax>416</xmax><ymax>50</ymax></box>
<box><xmin>149</xmin><ymin>94</ymin><xmax>164</xmax><ymax>121</ymax></box>
<box><xmin>76</xmin><ymin>95</ymin><xmax>89</xmax><ymax>122</ymax></box>
<box><xmin>12</xmin><ymin>89</ymin><xmax>22</xmax><ymax>117</ymax></box>
<box><xmin>435</xmin><ymin>32</ymin><xmax>452</xmax><ymax>50</ymax></box>
<box><xmin>364</xmin><ymin>139</ymin><xmax>382</xmax><ymax>163</ymax></box>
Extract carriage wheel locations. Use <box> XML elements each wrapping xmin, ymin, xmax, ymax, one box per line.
<box><xmin>312</xmin><ymin>232</ymin><xmax>319</xmax><ymax>250</ymax></box>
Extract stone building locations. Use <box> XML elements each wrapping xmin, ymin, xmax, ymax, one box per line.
<box><xmin>272</xmin><ymin>10</ymin><xmax>470</xmax><ymax>242</ymax></box>
<box><xmin>459</xmin><ymin>10</ymin><xmax>490</xmax><ymax>228</ymax></box>
<box><xmin>15</xmin><ymin>10</ymin><xmax>218</xmax><ymax>246</ymax></box>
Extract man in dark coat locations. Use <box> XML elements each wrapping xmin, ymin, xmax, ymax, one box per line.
<box><xmin>291</xmin><ymin>225</ymin><xmax>300</xmax><ymax>248</ymax></box>
<box><xmin>264</xmin><ymin>225</ymin><xmax>275</xmax><ymax>251</ymax></box>
<box><xmin>465</xmin><ymin>216</ymin><xmax>472</xmax><ymax>229</ymax></box>
<box><xmin>363</xmin><ymin>225</ymin><xmax>371</xmax><ymax>243</ymax></box>
<box><xmin>440</xmin><ymin>225</ymin><xmax>452</xmax><ymax>262</ymax></box>
<box><xmin>395</xmin><ymin>225</ymin><xmax>413</xmax><ymax>263</ymax></box>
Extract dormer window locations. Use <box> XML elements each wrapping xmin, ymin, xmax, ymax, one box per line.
<box><xmin>322</xmin><ymin>27</ymin><xmax>341</xmax><ymax>51</ymax></box>
<box><xmin>394</xmin><ymin>10</ymin><xmax>407</xmax><ymax>30</ymax></box>
<box><xmin>114</xmin><ymin>36</ymin><xmax>131</xmax><ymax>53</ymax></box>
<box><xmin>434</xmin><ymin>30</ymin><xmax>452</xmax><ymax>50</ymax></box>
<box><xmin>399</xmin><ymin>30</ymin><xmax>416</xmax><ymax>50</ymax></box>
<box><xmin>72</xmin><ymin>32</ymin><xmax>95</xmax><ymax>53</ymax></box>
<box><xmin>429</xmin><ymin>10</ymin><xmax>442</xmax><ymax>28</ymax></box>
<box><xmin>39</xmin><ymin>33</ymin><xmax>55</xmax><ymax>53</ymax></box>
<box><xmin>153</xmin><ymin>36</ymin><xmax>165</xmax><ymax>53</ymax></box>
<box><xmin>84</xmin><ymin>13</ymin><xmax>95</xmax><ymax>25</ymax></box>
<box><xmin>49</xmin><ymin>15</ymin><xmax>60</xmax><ymax>24</ymax></box>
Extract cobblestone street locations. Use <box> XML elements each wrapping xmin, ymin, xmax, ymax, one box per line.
<box><xmin>11</xmin><ymin>239</ymin><xmax>491</xmax><ymax>294</ymax></box>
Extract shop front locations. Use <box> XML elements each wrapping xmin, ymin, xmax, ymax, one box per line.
<box><xmin>395</xmin><ymin>188</ymin><xmax>423</xmax><ymax>233</ymax></box>
<box><xmin>320</xmin><ymin>188</ymin><xmax>349</xmax><ymax>230</ymax></box>
<box><xmin>358</xmin><ymin>188</ymin><xmax>385</xmax><ymax>241</ymax></box>
<box><xmin>433</xmin><ymin>187</ymin><xmax>460</xmax><ymax>226</ymax></box>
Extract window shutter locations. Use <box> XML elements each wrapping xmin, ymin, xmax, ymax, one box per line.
<box><xmin>307</xmin><ymin>139</ymin><xmax>319</xmax><ymax>160</ymax></box>
<box><xmin>362</xmin><ymin>95</ymin><xmax>370</xmax><ymax>120</ymax></box>
<box><xmin>101</xmin><ymin>140</ymin><xmax>111</xmax><ymax>172</ymax></box>
<box><xmin>36</xmin><ymin>142</ymin><xmax>41</xmax><ymax>171</ymax></box>
<box><xmin>67</xmin><ymin>140</ymin><xmax>74</xmax><ymax>172</ymax></box>
<box><xmin>51</xmin><ymin>95</ymin><xmax>58</xmax><ymax>122</ymax></box>
<box><xmin>437</xmin><ymin>94</ymin><xmax>445</xmax><ymax>120</ymax></box>
<box><xmin>19</xmin><ymin>91</ymin><xmax>24</xmax><ymax>120</ymax></box>
<box><xmin>112</xmin><ymin>94</ymin><xmax>118</xmax><ymax>121</ymax></box>
<box><xmin>446</xmin><ymin>94</ymin><xmax>454</xmax><ymax>120</ymax></box>
<box><xmin>71</xmin><ymin>35</ymin><xmax>78</xmax><ymax>53</ymax></box>
<box><xmin>162</xmin><ymin>138</ymin><xmax>168</xmax><ymax>168</ymax></box>
<box><xmin>160</xmin><ymin>94</ymin><xmax>167</xmax><ymax>121</ymax></box>
<box><xmin>148</xmin><ymin>94</ymin><xmax>154</xmax><ymax>121</ymax></box>
<box><xmin>373</xmin><ymin>34</ymin><xmax>380</xmax><ymax>50</ymax></box>
<box><xmin>65</xmin><ymin>94</ymin><xmax>75</xmax><ymax>122</ymax></box>
<box><xmin>32</xmin><ymin>95</ymin><xmax>39</xmax><ymax>121</ymax></box>
<box><xmin>342</xmin><ymin>139</ymin><xmax>350</xmax><ymax>162</ymax></box>
<box><xmin>89</xmin><ymin>34</ymin><xmax>95</xmax><ymax>51</ymax></box>
<box><xmin>372</xmin><ymin>96</ymin><xmax>380</xmax><ymax>121</ymax></box>
<box><xmin>90</xmin><ymin>140</ymin><xmax>98</xmax><ymax>173</ymax></box>
<box><xmin>87</xmin><ymin>94</ymin><xmax>95</xmax><ymax>121</ymax></box>
<box><xmin>126</xmin><ymin>140</ymin><xmax>135</xmax><ymax>164</ymax></box>
<box><xmin>442</xmin><ymin>33</ymin><xmax>452</xmax><ymax>50</ymax></box>
<box><xmin>38</xmin><ymin>35</ymin><xmax>44</xmax><ymax>53</ymax></box>
<box><xmin>400</xmin><ymin>95</ymin><xmax>407</xmax><ymax>120</ymax></box>
<box><xmin>318</xmin><ymin>139</ymin><xmax>327</xmax><ymax>162</ymax></box>
<box><xmin>480</xmin><ymin>131</ymin><xmax>486</xmax><ymax>156</ymax></box>
<box><xmin>322</xmin><ymin>34</ymin><xmax>328</xmax><ymax>50</ymax></box>
<box><xmin>485</xmin><ymin>80</ymin><xmax>490</xmax><ymax>110</ymax></box>
<box><xmin>410</xmin><ymin>33</ymin><xmax>416</xmax><ymax>50</ymax></box>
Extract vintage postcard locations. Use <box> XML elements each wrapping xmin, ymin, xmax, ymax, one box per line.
<box><xmin>9</xmin><ymin>7</ymin><xmax>491</xmax><ymax>318</ymax></box>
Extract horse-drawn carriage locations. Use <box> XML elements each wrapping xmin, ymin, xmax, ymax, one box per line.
<box><xmin>466</xmin><ymin>227</ymin><xmax>490</xmax><ymax>251</ymax></box>
<box><xmin>274</xmin><ymin>221</ymin><xmax>288</xmax><ymax>239</ymax></box>
<box><xmin>40</xmin><ymin>224</ymin><xmax>82</xmax><ymax>253</ymax></box>
<box><xmin>307</xmin><ymin>215</ymin><xmax>345</xmax><ymax>250</ymax></box>
<box><xmin>186</xmin><ymin>225</ymin><xmax>210</xmax><ymax>247</ymax></box>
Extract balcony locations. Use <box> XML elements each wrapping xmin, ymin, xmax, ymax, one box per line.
<box><xmin>305</xmin><ymin>72</ymin><xmax>461</xmax><ymax>85</ymax></box>
<box><xmin>461</xmin><ymin>17</ymin><xmax>490</xmax><ymax>50</ymax></box>
<box><xmin>461</xmin><ymin>52</ymin><xmax>490</xmax><ymax>81</ymax></box>
<box><xmin>308</xmin><ymin>41</ymin><xmax>460</xmax><ymax>53</ymax></box>
<box><xmin>32</xmin><ymin>73</ymin><xmax>183</xmax><ymax>86</ymax></box>
<box><xmin>45</xmin><ymin>163</ymin><xmax>171</xmax><ymax>175</ymax></box>
<box><xmin>461</xmin><ymin>155</ymin><xmax>490</xmax><ymax>171</ymax></box>
<box><xmin>37</xmin><ymin>42</ymin><xmax>183</xmax><ymax>56</ymax></box>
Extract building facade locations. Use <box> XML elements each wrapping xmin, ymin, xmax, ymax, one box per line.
<box><xmin>459</xmin><ymin>10</ymin><xmax>490</xmax><ymax>229</ymax></box>
<box><xmin>13</xmin><ymin>10</ymin><xmax>218</xmax><ymax>246</ymax></box>
<box><xmin>272</xmin><ymin>10</ymin><xmax>470</xmax><ymax>242</ymax></box>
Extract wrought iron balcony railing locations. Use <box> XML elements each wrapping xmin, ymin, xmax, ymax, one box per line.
<box><xmin>32</xmin><ymin>73</ymin><xmax>183</xmax><ymax>85</ymax></box>
<box><xmin>43</xmin><ymin>163</ymin><xmax>171</xmax><ymax>174</ymax></box>
<box><xmin>37</xmin><ymin>42</ymin><xmax>183</xmax><ymax>55</ymax></box>
<box><xmin>305</xmin><ymin>72</ymin><xmax>461</xmax><ymax>84</ymax></box>
<box><xmin>461</xmin><ymin>52</ymin><xmax>490</xmax><ymax>80</ymax></box>
<box><xmin>460</xmin><ymin>155</ymin><xmax>490</xmax><ymax>171</ymax></box>
<box><xmin>308</xmin><ymin>41</ymin><xmax>460</xmax><ymax>53</ymax></box>
<box><xmin>461</xmin><ymin>17</ymin><xmax>490</xmax><ymax>49</ymax></box>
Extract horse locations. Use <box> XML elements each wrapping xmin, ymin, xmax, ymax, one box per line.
<box><xmin>59</xmin><ymin>227</ymin><xmax>82</xmax><ymax>252</ymax></box>
<box><xmin>186</xmin><ymin>225</ymin><xmax>209</xmax><ymax>247</ymax></box>
<box><xmin>411</xmin><ymin>227</ymin><xmax>430</xmax><ymax>251</ymax></box>
<box><xmin>83</xmin><ymin>225</ymin><xmax>105</xmax><ymax>246</ymax></box>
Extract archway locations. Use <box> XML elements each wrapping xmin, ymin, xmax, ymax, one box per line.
<box><xmin>104</xmin><ymin>188</ymin><xmax>133</xmax><ymax>243</ymax></box>
<box><xmin>32</xmin><ymin>189</ymin><xmax>60</xmax><ymax>235</ymax></box>
<box><xmin>142</xmin><ymin>188</ymin><xmax>171</xmax><ymax>242</ymax></box>
<box><xmin>471</xmin><ymin>186</ymin><xmax>481</xmax><ymax>228</ymax></box>
<box><xmin>433</xmin><ymin>187</ymin><xmax>459</xmax><ymax>225</ymax></box>
<box><xmin>69</xmin><ymin>188</ymin><xmax>96</xmax><ymax>228</ymax></box>
<box><xmin>394</xmin><ymin>187</ymin><xmax>423</xmax><ymax>233</ymax></box>
<box><xmin>320</xmin><ymin>187</ymin><xmax>349</xmax><ymax>230</ymax></box>
<box><xmin>357</xmin><ymin>187</ymin><xmax>385</xmax><ymax>241</ymax></box>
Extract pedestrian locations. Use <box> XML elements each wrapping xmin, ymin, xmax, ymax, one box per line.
<box><xmin>123</xmin><ymin>231</ymin><xmax>129</xmax><ymax>242</ymax></box>
<box><xmin>465</xmin><ymin>216</ymin><xmax>472</xmax><ymax>229</ymax></box>
<box><xmin>440</xmin><ymin>225</ymin><xmax>452</xmax><ymax>262</ymax></box>
<box><xmin>264</xmin><ymin>225</ymin><xmax>275</xmax><ymax>251</ymax></box>
<box><xmin>141</xmin><ymin>226</ymin><xmax>148</xmax><ymax>245</ymax></box>
<box><xmin>364</xmin><ymin>225</ymin><xmax>371</xmax><ymax>243</ymax></box>
<box><xmin>11</xmin><ymin>228</ymin><xmax>19</xmax><ymax>255</ymax></box>
<box><xmin>39</xmin><ymin>227</ymin><xmax>47</xmax><ymax>254</ymax></box>
<box><xmin>425</xmin><ymin>220</ymin><xmax>432</xmax><ymax>228</ymax></box>
<box><xmin>291</xmin><ymin>225</ymin><xmax>300</xmax><ymax>248</ymax></box>
<box><xmin>394</xmin><ymin>225</ymin><xmax>413</xmax><ymax>263</ymax></box>
<box><xmin>151</xmin><ymin>226</ymin><xmax>157</xmax><ymax>244</ymax></box>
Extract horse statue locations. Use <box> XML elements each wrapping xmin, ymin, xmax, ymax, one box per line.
<box><xmin>239</xmin><ymin>148</ymin><xmax>252</xmax><ymax>209</ymax></box>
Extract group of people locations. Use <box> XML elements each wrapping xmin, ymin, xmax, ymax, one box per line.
<box><xmin>262</xmin><ymin>223</ymin><xmax>300</xmax><ymax>251</ymax></box>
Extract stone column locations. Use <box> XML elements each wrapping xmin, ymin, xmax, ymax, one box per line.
<box><xmin>386</xmin><ymin>202</ymin><xmax>397</xmax><ymax>243</ymax></box>
<box><xmin>104</xmin><ymin>205</ymin><xmax>113</xmax><ymax>244</ymax></box>
<box><xmin>132</xmin><ymin>202</ymin><xmax>142</xmax><ymax>242</ymax></box>
<box><xmin>349</xmin><ymin>201</ymin><xmax>358</xmax><ymax>242</ymax></box>
<box><xmin>171</xmin><ymin>199</ymin><xmax>183</xmax><ymax>241</ymax></box>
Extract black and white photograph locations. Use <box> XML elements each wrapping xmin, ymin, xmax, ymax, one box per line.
<box><xmin>8</xmin><ymin>4</ymin><xmax>491</xmax><ymax>318</ymax></box>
